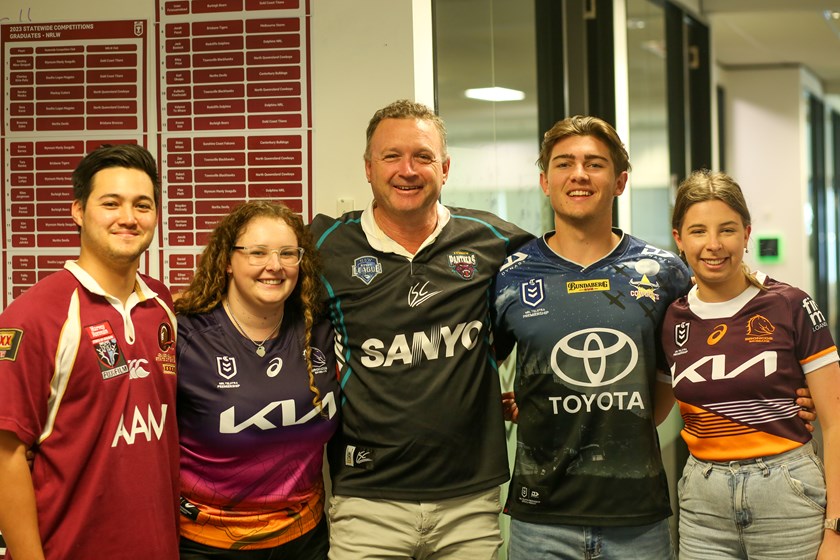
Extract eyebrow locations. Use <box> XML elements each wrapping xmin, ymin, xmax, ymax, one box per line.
<box><xmin>551</xmin><ymin>153</ymin><xmax>610</xmax><ymax>163</ymax></box>
<box><xmin>95</xmin><ymin>193</ymin><xmax>156</xmax><ymax>205</ymax></box>
<box><xmin>686</xmin><ymin>220</ymin><xmax>740</xmax><ymax>228</ymax></box>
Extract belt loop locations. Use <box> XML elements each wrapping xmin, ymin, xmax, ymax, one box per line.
<box><xmin>757</xmin><ymin>458</ymin><xmax>770</xmax><ymax>477</ymax></box>
<box><xmin>702</xmin><ymin>463</ymin><xmax>713</xmax><ymax>478</ymax></box>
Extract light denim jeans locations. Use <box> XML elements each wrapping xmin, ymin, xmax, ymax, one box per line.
<box><xmin>508</xmin><ymin>517</ymin><xmax>674</xmax><ymax>560</ymax></box>
<box><xmin>678</xmin><ymin>440</ymin><xmax>826</xmax><ymax>560</ymax></box>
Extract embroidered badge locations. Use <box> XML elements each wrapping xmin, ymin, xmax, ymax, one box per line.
<box><xmin>566</xmin><ymin>279</ymin><xmax>610</xmax><ymax>293</ymax></box>
<box><xmin>310</xmin><ymin>346</ymin><xmax>328</xmax><ymax>374</ymax></box>
<box><xmin>158</xmin><ymin>322</ymin><xmax>174</xmax><ymax>351</ymax></box>
<box><xmin>0</xmin><ymin>329</ymin><xmax>23</xmax><ymax>361</ymax></box>
<box><xmin>629</xmin><ymin>274</ymin><xmax>660</xmax><ymax>301</ymax></box>
<box><xmin>86</xmin><ymin>322</ymin><xmax>129</xmax><ymax>380</ymax></box>
<box><xmin>351</xmin><ymin>256</ymin><xmax>382</xmax><ymax>285</ymax></box>
<box><xmin>520</xmin><ymin>278</ymin><xmax>545</xmax><ymax>308</ymax></box>
<box><xmin>675</xmin><ymin>322</ymin><xmax>690</xmax><ymax>348</ymax></box>
<box><xmin>745</xmin><ymin>315</ymin><xmax>775</xmax><ymax>343</ymax></box>
<box><xmin>216</xmin><ymin>356</ymin><xmax>237</xmax><ymax>379</ymax></box>
<box><xmin>216</xmin><ymin>356</ymin><xmax>240</xmax><ymax>389</ymax></box>
<box><xmin>448</xmin><ymin>250</ymin><xmax>477</xmax><ymax>280</ymax></box>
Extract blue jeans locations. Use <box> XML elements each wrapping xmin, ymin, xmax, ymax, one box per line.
<box><xmin>508</xmin><ymin>517</ymin><xmax>674</xmax><ymax>559</ymax></box>
<box><xmin>678</xmin><ymin>441</ymin><xmax>826</xmax><ymax>560</ymax></box>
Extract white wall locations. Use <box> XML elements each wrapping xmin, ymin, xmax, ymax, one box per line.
<box><xmin>721</xmin><ymin>66</ymin><xmax>815</xmax><ymax>291</ymax></box>
<box><xmin>309</xmin><ymin>0</ymin><xmax>434</xmax><ymax>218</ymax></box>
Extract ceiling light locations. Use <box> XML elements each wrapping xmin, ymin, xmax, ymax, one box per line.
<box><xmin>464</xmin><ymin>87</ymin><xmax>525</xmax><ymax>102</ymax></box>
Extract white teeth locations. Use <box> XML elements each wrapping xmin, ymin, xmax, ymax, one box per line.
<box><xmin>394</xmin><ymin>185</ymin><xmax>420</xmax><ymax>190</ymax></box>
<box><xmin>704</xmin><ymin>259</ymin><xmax>724</xmax><ymax>265</ymax></box>
<box><xmin>261</xmin><ymin>279</ymin><xmax>282</xmax><ymax>285</ymax></box>
<box><xmin>568</xmin><ymin>190</ymin><xmax>591</xmax><ymax>196</ymax></box>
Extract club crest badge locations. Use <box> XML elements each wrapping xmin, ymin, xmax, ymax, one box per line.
<box><xmin>352</xmin><ymin>256</ymin><xmax>382</xmax><ymax>285</ymax></box>
<box><xmin>86</xmin><ymin>321</ymin><xmax>129</xmax><ymax>380</ymax></box>
<box><xmin>448</xmin><ymin>250</ymin><xmax>477</xmax><ymax>280</ymax></box>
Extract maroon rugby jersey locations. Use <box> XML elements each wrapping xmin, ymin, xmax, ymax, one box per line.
<box><xmin>662</xmin><ymin>273</ymin><xmax>838</xmax><ymax>461</ymax></box>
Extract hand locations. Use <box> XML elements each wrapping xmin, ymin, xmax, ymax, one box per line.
<box><xmin>797</xmin><ymin>387</ymin><xmax>817</xmax><ymax>433</ymax></box>
<box><xmin>502</xmin><ymin>391</ymin><xmax>519</xmax><ymax>423</ymax></box>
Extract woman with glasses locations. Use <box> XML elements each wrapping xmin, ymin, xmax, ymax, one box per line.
<box><xmin>174</xmin><ymin>200</ymin><xmax>338</xmax><ymax>559</ymax></box>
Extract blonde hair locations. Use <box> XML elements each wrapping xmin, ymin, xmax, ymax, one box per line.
<box><xmin>175</xmin><ymin>200</ymin><xmax>326</xmax><ymax>409</ymax></box>
<box><xmin>672</xmin><ymin>169</ymin><xmax>763</xmax><ymax>290</ymax></box>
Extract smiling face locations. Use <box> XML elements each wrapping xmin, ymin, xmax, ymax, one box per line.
<box><xmin>539</xmin><ymin>134</ymin><xmax>627</xmax><ymax>229</ymax></box>
<box><xmin>673</xmin><ymin>199</ymin><xmax>752</xmax><ymax>302</ymax></box>
<box><xmin>364</xmin><ymin>117</ymin><xmax>450</xmax><ymax>222</ymax></box>
<box><xmin>226</xmin><ymin>216</ymin><xmax>300</xmax><ymax>314</ymax></box>
<box><xmin>71</xmin><ymin>166</ymin><xmax>157</xmax><ymax>274</ymax></box>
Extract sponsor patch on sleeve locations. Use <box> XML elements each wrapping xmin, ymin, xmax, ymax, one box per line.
<box><xmin>0</xmin><ymin>329</ymin><xmax>24</xmax><ymax>361</ymax></box>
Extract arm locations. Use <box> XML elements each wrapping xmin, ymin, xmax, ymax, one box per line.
<box><xmin>653</xmin><ymin>377</ymin><xmax>676</xmax><ymax>426</ymax></box>
<box><xmin>806</xmin><ymin>362</ymin><xmax>840</xmax><ymax>560</ymax></box>
<box><xmin>0</xmin><ymin>430</ymin><xmax>44</xmax><ymax>560</ymax></box>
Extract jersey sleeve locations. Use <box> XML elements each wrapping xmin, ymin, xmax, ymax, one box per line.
<box><xmin>0</xmin><ymin>293</ymin><xmax>60</xmax><ymax>446</ymax></box>
<box><xmin>788</xmin><ymin>288</ymin><xmax>839</xmax><ymax>373</ymax></box>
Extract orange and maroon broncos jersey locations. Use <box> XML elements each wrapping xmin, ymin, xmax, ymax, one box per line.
<box><xmin>663</xmin><ymin>273</ymin><xmax>838</xmax><ymax>461</ymax></box>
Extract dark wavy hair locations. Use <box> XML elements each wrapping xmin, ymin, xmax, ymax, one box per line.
<box><xmin>175</xmin><ymin>200</ymin><xmax>325</xmax><ymax>408</ymax></box>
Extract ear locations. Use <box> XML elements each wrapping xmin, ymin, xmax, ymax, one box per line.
<box><xmin>614</xmin><ymin>171</ymin><xmax>628</xmax><ymax>196</ymax></box>
<box><xmin>441</xmin><ymin>156</ymin><xmax>451</xmax><ymax>185</ymax></box>
<box><xmin>672</xmin><ymin>228</ymin><xmax>684</xmax><ymax>252</ymax></box>
<box><xmin>539</xmin><ymin>172</ymin><xmax>550</xmax><ymax>197</ymax></box>
<box><xmin>71</xmin><ymin>199</ymin><xmax>84</xmax><ymax>229</ymax></box>
<box><xmin>744</xmin><ymin>224</ymin><xmax>752</xmax><ymax>250</ymax></box>
<box><xmin>364</xmin><ymin>158</ymin><xmax>372</xmax><ymax>183</ymax></box>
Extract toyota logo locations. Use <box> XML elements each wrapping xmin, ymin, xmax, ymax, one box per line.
<box><xmin>550</xmin><ymin>328</ymin><xmax>638</xmax><ymax>387</ymax></box>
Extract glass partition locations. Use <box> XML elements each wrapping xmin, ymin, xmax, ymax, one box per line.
<box><xmin>433</xmin><ymin>0</ymin><xmax>543</xmax><ymax>235</ymax></box>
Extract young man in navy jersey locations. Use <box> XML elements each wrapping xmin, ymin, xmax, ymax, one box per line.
<box><xmin>493</xmin><ymin>116</ymin><xmax>818</xmax><ymax>560</ymax></box>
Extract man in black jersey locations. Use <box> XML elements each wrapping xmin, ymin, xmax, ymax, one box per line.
<box><xmin>310</xmin><ymin>100</ymin><xmax>532</xmax><ymax>560</ymax></box>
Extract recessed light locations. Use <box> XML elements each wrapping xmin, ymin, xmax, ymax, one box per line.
<box><xmin>464</xmin><ymin>87</ymin><xmax>525</xmax><ymax>102</ymax></box>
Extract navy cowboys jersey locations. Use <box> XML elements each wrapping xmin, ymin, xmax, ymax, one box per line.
<box><xmin>311</xmin><ymin>206</ymin><xmax>533</xmax><ymax>501</ymax></box>
<box><xmin>494</xmin><ymin>231</ymin><xmax>691</xmax><ymax>526</ymax></box>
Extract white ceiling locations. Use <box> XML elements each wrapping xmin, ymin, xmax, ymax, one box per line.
<box><xmin>702</xmin><ymin>0</ymin><xmax>840</xmax><ymax>93</ymax></box>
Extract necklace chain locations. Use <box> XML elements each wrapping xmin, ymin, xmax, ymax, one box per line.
<box><xmin>224</xmin><ymin>300</ymin><xmax>283</xmax><ymax>357</ymax></box>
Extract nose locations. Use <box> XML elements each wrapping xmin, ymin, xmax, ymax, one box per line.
<box><xmin>264</xmin><ymin>250</ymin><xmax>284</xmax><ymax>271</ymax></box>
<box><xmin>118</xmin><ymin>204</ymin><xmax>138</xmax><ymax>226</ymax></box>
<box><xmin>397</xmin><ymin>155</ymin><xmax>417</xmax><ymax>176</ymax></box>
<box><xmin>706</xmin><ymin>233</ymin><xmax>722</xmax><ymax>250</ymax></box>
<box><xmin>570</xmin><ymin>162</ymin><xmax>588</xmax><ymax>180</ymax></box>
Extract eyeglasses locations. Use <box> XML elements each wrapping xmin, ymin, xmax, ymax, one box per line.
<box><xmin>232</xmin><ymin>245</ymin><xmax>305</xmax><ymax>266</ymax></box>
